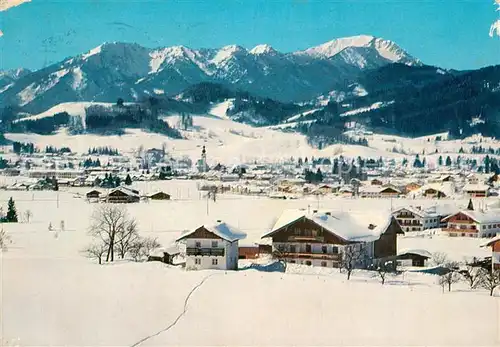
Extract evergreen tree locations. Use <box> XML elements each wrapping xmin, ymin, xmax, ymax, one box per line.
<box><xmin>445</xmin><ymin>156</ymin><xmax>452</xmax><ymax>166</ymax></box>
<box><xmin>6</xmin><ymin>197</ymin><xmax>18</xmax><ymax>223</ymax></box>
<box><xmin>315</xmin><ymin>168</ymin><xmax>323</xmax><ymax>182</ymax></box>
<box><xmin>125</xmin><ymin>174</ymin><xmax>132</xmax><ymax>185</ymax></box>
<box><xmin>52</xmin><ymin>177</ymin><xmax>59</xmax><ymax>191</ymax></box>
<box><xmin>485</xmin><ymin>155</ymin><xmax>491</xmax><ymax>173</ymax></box>
<box><xmin>413</xmin><ymin>156</ymin><xmax>422</xmax><ymax>168</ymax></box>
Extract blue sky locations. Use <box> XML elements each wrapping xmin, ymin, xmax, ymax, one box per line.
<box><xmin>0</xmin><ymin>0</ymin><xmax>499</xmax><ymax>71</ymax></box>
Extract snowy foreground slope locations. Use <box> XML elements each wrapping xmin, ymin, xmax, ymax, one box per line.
<box><xmin>1</xmin><ymin>183</ymin><xmax>498</xmax><ymax>346</ymax></box>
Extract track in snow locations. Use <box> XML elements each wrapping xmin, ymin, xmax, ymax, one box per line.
<box><xmin>130</xmin><ymin>273</ymin><xmax>218</xmax><ymax>347</ymax></box>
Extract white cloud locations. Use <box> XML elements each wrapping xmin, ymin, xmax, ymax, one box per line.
<box><xmin>490</xmin><ymin>1</ymin><xmax>500</xmax><ymax>37</ymax></box>
<box><xmin>490</xmin><ymin>20</ymin><xmax>500</xmax><ymax>37</ymax></box>
<box><xmin>0</xmin><ymin>0</ymin><xmax>32</xmax><ymax>12</ymax></box>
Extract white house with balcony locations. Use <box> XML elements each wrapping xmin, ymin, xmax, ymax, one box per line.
<box><xmin>176</xmin><ymin>220</ymin><xmax>247</xmax><ymax>270</ymax></box>
<box><xmin>391</xmin><ymin>206</ymin><xmax>441</xmax><ymax>232</ymax></box>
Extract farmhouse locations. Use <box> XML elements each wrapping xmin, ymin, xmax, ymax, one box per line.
<box><xmin>359</xmin><ymin>185</ymin><xmax>401</xmax><ymax>198</ymax></box>
<box><xmin>442</xmin><ymin>205</ymin><xmax>500</xmax><ymax>238</ymax></box>
<box><xmin>392</xmin><ymin>206</ymin><xmax>441</xmax><ymax>232</ymax></box>
<box><xmin>396</xmin><ymin>249</ymin><xmax>432</xmax><ymax>267</ymax></box>
<box><xmin>462</xmin><ymin>183</ymin><xmax>490</xmax><ymax>198</ymax></box>
<box><xmin>176</xmin><ymin>220</ymin><xmax>247</xmax><ymax>270</ymax></box>
<box><xmin>86</xmin><ymin>189</ymin><xmax>101</xmax><ymax>200</ymax></box>
<box><xmin>261</xmin><ymin>209</ymin><xmax>403</xmax><ymax>268</ymax></box>
<box><xmin>104</xmin><ymin>186</ymin><xmax>140</xmax><ymax>203</ymax></box>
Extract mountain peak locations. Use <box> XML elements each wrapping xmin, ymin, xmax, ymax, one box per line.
<box><xmin>211</xmin><ymin>45</ymin><xmax>246</xmax><ymax>65</ymax></box>
<box><xmin>296</xmin><ymin>35</ymin><xmax>419</xmax><ymax>66</ymax></box>
<box><xmin>297</xmin><ymin>35</ymin><xmax>377</xmax><ymax>58</ymax></box>
<box><xmin>249</xmin><ymin>44</ymin><xmax>277</xmax><ymax>55</ymax></box>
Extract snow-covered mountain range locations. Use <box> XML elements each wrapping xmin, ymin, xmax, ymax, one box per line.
<box><xmin>0</xmin><ymin>35</ymin><xmax>420</xmax><ymax>113</ymax></box>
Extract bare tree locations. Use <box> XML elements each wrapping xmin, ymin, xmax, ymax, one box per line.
<box><xmin>272</xmin><ymin>243</ymin><xmax>292</xmax><ymax>271</ymax></box>
<box><xmin>438</xmin><ymin>262</ymin><xmax>461</xmax><ymax>292</ymax></box>
<box><xmin>82</xmin><ymin>243</ymin><xmax>107</xmax><ymax>265</ymax></box>
<box><xmin>129</xmin><ymin>236</ymin><xmax>161</xmax><ymax>262</ymax></box>
<box><xmin>479</xmin><ymin>268</ymin><xmax>500</xmax><ymax>296</ymax></box>
<box><xmin>0</xmin><ymin>227</ymin><xmax>11</xmax><ymax>251</ymax></box>
<box><xmin>341</xmin><ymin>244</ymin><xmax>369</xmax><ymax>280</ymax></box>
<box><xmin>370</xmin><ymin>260</ymin><xmax>398</xmax><ymax>285</ymax></box>
<box><xmin>431</xmin><ymin>252</ymin><xmax>449</xmax><ymax>266</ymax></box>
<box><xmin>459</xmin><ymin>260</ymin><xmax>483</xmax><ymax>289</ymax></box>
<box><xmin>114</xmin><ymin>219</ymin><xmax>140</xmax><ymax>259</ymax></box>
<box><xmin>24</xmin><ymin>210</ymin><xmax>33</xmax><ymax>223</ymax></box>
<box><xmin>88</xmin><ymin>205</ymin><xmax>130</xmax><ymax>262</ymax></box>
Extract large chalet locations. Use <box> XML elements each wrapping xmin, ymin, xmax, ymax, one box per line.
<box><xmin>261</xmin><ymin>209</ymin><xmax>403</xmax><ymax>268</ymax></box>
<box><xmin>442</xmin><ymin>203</ymin><xmax>500</xmax><ymax>238</ymax></box>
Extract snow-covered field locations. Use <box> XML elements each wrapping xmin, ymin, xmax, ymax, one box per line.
<box><xmin>1</xmin><ymin>182</ymin><xmax>499</xmax><ymax>346</ymax></box>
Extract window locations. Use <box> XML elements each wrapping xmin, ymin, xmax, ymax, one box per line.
<box><xmin>212</xmin><ymin>259</ymin><xmax>218</xmax><ymax>265</ymax></box>
<box><xmin>305</xmin><ymin>261</ymin><xmax>312</xmax><ymax>266</ymax></box>
<box><xmin>321</xmin><ymin>261</ymin><xmax>327</xmax><ymax>267</ymax></box>
<box><xmin>195</xmin><ymin>258</ymin><xmax>201</xmax><ymax>265</ymax></box>
<box><xmin>322</xmin><ymin>245</ymin><xmax>328</xmax><ymax>254</ymax></box>
<box><xmin>211</xmin><ymin>241</ymin><xmax>218</xmax><ymax>248</ymax></box>
<box><xmin>489</xmin><ymin>225</ymin><xmax>492</xmax><ymax>229</ymax></box>
<box><xmin>195</xmin><ymin>241</ymin><xmax>201</xmax><ymax>247</ymax></box>
<box><xmin>290</xmin><ymin>260</ymin><xmax>296</xmax><ymax>264</ymax></box>
<box><xmin>305</xmin><ymin>244</ymin><xmax>312</xmax><ymax>253</ymax></box>
<box><xmin>290</xmin><ymin>245</ymin><xmax>296</xmax><ymax>253</ymax></box>
<box><xmin>482</xmin><ymin>225</ymin><xmax>486</xmax><ymax>230</ymax></box>
<box><xmin>332</xmin><ymin>246</ymin><xmax>338</xmax><ymax>254</ymax></box>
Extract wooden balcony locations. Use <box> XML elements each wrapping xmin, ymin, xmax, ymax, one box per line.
<box><xmin>287</xmin><ymin>252</ymin><xmax>341</xmax><ymax>260</ymax></box>
<box><xmin>442</xmin><ymin>228</ymin><xmax>478</xmax><ymax>234</ymax></box>
<box><xmin>288</xmin><ymin>235</ymin><xmax>325</xmax><ymax>242</ymax></box>
<box><xmin>186</xmin><ymin>247</ymin><xmax>225</xmax><ymax>256</ymax></box>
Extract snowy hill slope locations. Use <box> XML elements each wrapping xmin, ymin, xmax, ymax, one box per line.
<box><xmin>5</xmin><ymin>110</ymin><xmax>402</xmax><ymax>163</ymax></box>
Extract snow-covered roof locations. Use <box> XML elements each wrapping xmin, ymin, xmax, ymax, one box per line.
<box><xmin>413</xmin><ymin>182</ymin><xmax>455</xmax><ymax>197</ymax></box>
<box><xmin>481</xmin><ymin>235</ymin><xmax>500</xmax><ymax>247</ymax></box>
<box><xmin>462</xmin><ymin>183</ymin><xmax>490</xmax><ymax>192</ymax></box>
<box><xmin>263</xmin><ymin>209</ymin><xmax>396</xmax><ymax>242</ymax></box>
<box><xmin>176</xmin><ymin>221</ymin><xmax>247</xmax><ymax>242</ymax></box>
<box><xmin>392</xmin><ymin>206</ymin><xmax>438</xmax><ymax>218</ymax></box>
<box><xmin>397</xmin><ymin>249</ymin><xmax>432</xmax><ymax>258</ymax></box>
<box><xmin>443</xmin><ymin>209</ymin><xmax>500</xmax><ymax>224</ymax></box>
<box><xmin>109</xmin><ymin>186</ymin><xmax>140</xmax><ymax>197</ymax></box>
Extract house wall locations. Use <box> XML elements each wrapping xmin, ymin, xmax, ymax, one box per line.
<box><xmin>492</xmin><ymin>241</ymin><xmax>500</xmax><ymax>270</ymax></box>
<box><xmin>185</xmin><ymin>234</ymin><xmax>239</xmax><ymax>270</ymax></box>
<box><xmin>445</xmin><ymin>213</ymin><xmax>500</xmax><ymax>238</ymax></box>
<box><xmin>374</xmin><ymin>218</ymin><xmax>400</xmax><ymax>259</ymax></box>
<box><xmin>286</xmin><ymin>258</ymin><xmax>337</xmax><ymax>267</ymax></box>
<box><xmin>271</xmin><ymin>218</ymin><xmax>349</xmax><ymax>245</ymax></box>
<box><xmin>186</xmin><ymin>254</ymin><xmax>227</xmax><ymax>270</ymax></box>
